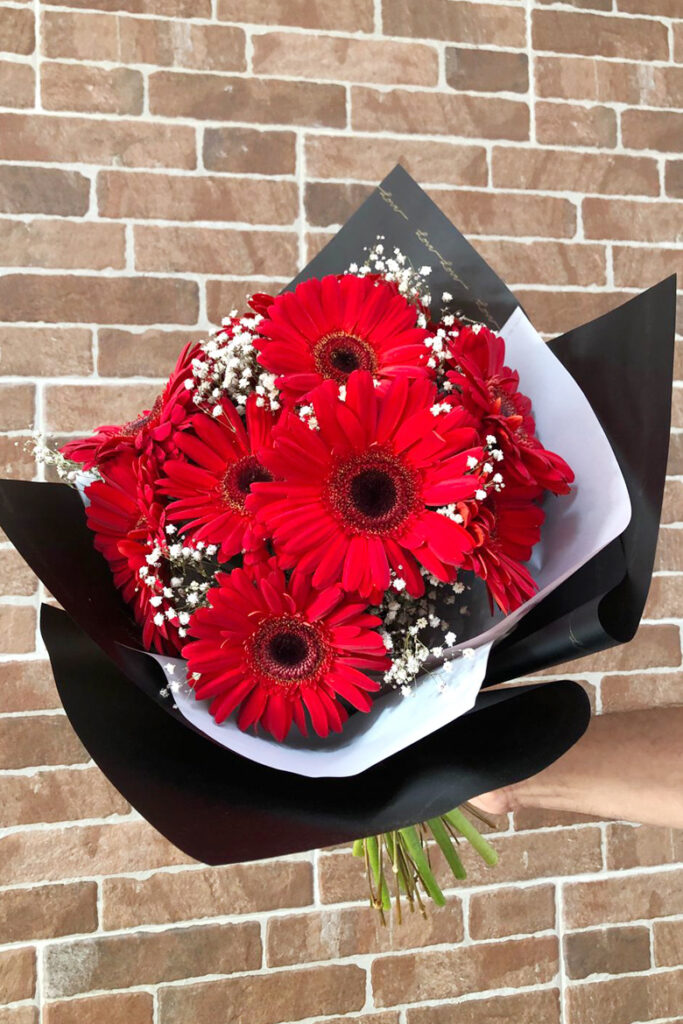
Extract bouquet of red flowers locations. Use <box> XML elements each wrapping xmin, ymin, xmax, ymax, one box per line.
<box><xmin>1</xmin><ymin>167</ymin><xmax>674</xmax><ymax>916</ymax></box>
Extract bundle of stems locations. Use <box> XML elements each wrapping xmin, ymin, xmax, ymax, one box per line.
<box><xmin>352</xmin><ymin>802</ymin><xmax>498</xmax><ymax>922</ymax></box>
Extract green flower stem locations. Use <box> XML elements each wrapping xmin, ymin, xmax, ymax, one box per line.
<box><xmin>427</xmin><ymin>815</ymin><xmax>467</xmax><ymax>880</ymax></box>
<box><xmin>352</xmin><ymin>804</ymin><xmax>500</xmax><ymax>919</ymax></box>
<box><xmin>445</xmin><ymin>808</ymin><xmax>498</xmax><ymax>866</ymax></box>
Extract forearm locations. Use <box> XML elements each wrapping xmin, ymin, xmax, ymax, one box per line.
<box><xmin>501</xmin><ymin>708</ymin><xmax>683</xmax><ymax>829</ymax></box>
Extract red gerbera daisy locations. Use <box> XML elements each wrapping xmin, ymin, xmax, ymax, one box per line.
<box><xmin>248</xmin><ymin>370</ymin><xmax>485</xmax><ymax>600</ymax></box>
<box><xmin>447</xmin><ymin>325</ymin><xmax>574</xmax><ymax>495</ymax></box>
<box><xmin>61</xmin><ymin>341</ymin><xmax>199</xmax><ymax>471</ymax></box>
<box><xmin>183</xmin><ymin>561</ymin><xmax>390</xmax><ymax>740</ymax></box>
<box><xmin>463</xmin><ymin>488</ymin><xmax>545</xmax><ymax>614</ymax></box>
<box><xmin>159</xmin><ymin>394</ymin><xmax>277</xmax><ymax>562</ymax></box>
<box><xmin>85</xmin><ymin>455</ymin><xmax>181</xmax><ymax>654</ymax></box>
<box><xmin>253</xmin><ymin>273</ymin><xmax>433</xmax><ymax>404</ymax></box>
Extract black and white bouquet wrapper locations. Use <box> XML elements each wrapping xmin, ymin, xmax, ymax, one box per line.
<box><xmin>0</xmin><ymin>167</ymin><xmax>675</xmax><ymax>866</ymax></box>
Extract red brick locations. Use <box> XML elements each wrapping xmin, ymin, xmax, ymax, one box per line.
<box><xmin>383</xmin><ymin>0</ymin><xmax>526</xmax><ymax>47</ymax></box>
<box><xmin>135</xmin><ymin>225</ymin><xmax>299</xmax><ymax>277</ymax></box>
<box><xmin>1</xmin><ymin>765</ymin><xmax>130</xmax><ymax>827</ymax></box>
<box><xmin>566</xmin><ymin>969</ymin><xmax>683</xmax><ymax>1024</ymax></box>
<box><xmin>536</xmin><ymin>101</ymin><xmax>616</xmax><ymax>148</ymax></box>
<box><xmin>515</xmin><ymin>288</ymin><xmax>633</xmax><ymax>335</ymax></box>
<box><xmin>565</xmin><ymin>925</ymin><xmax>651</xmax><ymax>979</ymax></box>
<box><xmin>44</xmin><ymin>382</ymin><xmax>158</xmax><ymax>432</ymax></box>
<box><xmin>98</xmin><ymin>171</ymin><xmax>298</xmax><ymax>224</ymax></box>
<box><xmin>0</xmin><ymin>1009</ymin><xmax>39</xmax><ymax>1024</ymax></box>
<box><xmin>0</xmin><ymin>274</ymin><xmax>199</xmax><ymax>325</ymax></box>
<box><xmin>0</xmin><ymin>112</ymin><xmax>196</xmax><ymax>168</ymax></box>
<box><xmin>0</xmin><ymin>882</ymin><xmax>97</xmax><ymax>942</ymax></box>
<box><xmin>405</xmin><ymin>990</ymin><xmax>561</xmax><ymax>1024</ymax></box>
<box><xmin>158</xmin><ymin>965</ymin><xmax>366</xmax><ymax>1024</ymax></box>
<box><xmin>537</xmin><ymin>56</ymin><xmax>683</xmax><ymax>106</ymax></box>
<box><xmin>44</xmin><ymin>993</ymin><xmax>153</xmax><ymax>1024</ymax></box>
<box><xmin>532</xmin><ymin>9</ymin><xmax>668</xmax><ymax>60</ymax></box>
<box><xmin>0</xmin><ymin>820</ymin><xmax>195</xmax><ymax>884</ymax></box>
<box><xmin>217</xmin><ymin>0</ymin><xmax>373</xmax><ymax>31</ymax></box>
<box><xmin>0</xmin><ymin>713</ymin><xmax>87</xmax><ymax>769</ymax></box>
<box><xmin>149</xmin><ymin>72</ymin><xmax>346</xmax><ymax>127</ymax></box>
<box><xmin>41</xmin><ymin>62</ymin><xmax>143</xmax><ymax>115</ymax></box>
<box><xmin>492</xmin><ymin>147</ymin><xmax>658</xmax><ymax>196</ymax></box>
<box><xmin>606</xmin><ymin>823</ymin><xmax>683</xmax><ymax>870</ymax></box>
<box><xmin>618</xmin><ymin>0</ymin><xmax>682</xmax><ymax>16</ymax></box>
<box><xmin>446</xmin><ymin>47</ymin><xmax>528</xmax><ymax>93</ymax></box>
<box><xmin>45</xmin><ymin>922</ymin><xmax>261</xmax><ymax>997</ymax></box>
<box><xmin>0</xmin><ymin>327</ymin><xmax>92</xmax><ymax>376</ymax></box>
<box><xmin>645</xmin><ymin>576</ymin><xmax>683</xmax><ymax>620</ymax></box>
<box><xmin>0</xmin><ymin>59</ymin><xmax>34</xmax><ymax>107</ymax></box>
<box><xmin>469</xmin><ymin>884</ymin><xmax>556</xmax><ymax>940</ymax></box>
<box><xmin>564</xmin><ymin>868</ymin><xmax>683</xmax><ymax>928</ymax></box>
<box><xmin>676</xmin><ymin>23</ymin><xmax>683</xmax><ymax>64</ymax></box>
<box><xmin>351</xmin><ymin>87</ymin><xmax>529</xmax><ymax>140</ymax></box>
<box><xmin>0</xmin><ymin>436</ymin><xmax>37</xmax><ymax>484</ymax></box>
<box><xmin>267</xmin><ymin>900</ymin><xmax>464</xmax><ymax>966</ymax></box>
<box><xmin>584</xmin><ymin>197</ymin><xmax>683</xmax><ymax>243</ymax></box>
<box><xmin>0</xmin><ymin>659</ymin><xmax>58</xmax><ymax>712</ymax></box>
<box><xmin>372</xmin><ymin>935</ymin><xmax>558</xmax><ymax>1005</ymax></box>
<box><xmin>0</xmin><ymin>219</ymin><xmax>126</xmax><ymax>270</ymax></box>
<box><xmin>654</xmin><ymin>918</ymin><xmax>683</xmax><ymax>966</ymax></box>
<box><xmin>613</xmin><ymin>246</ymin><xmax>683</xmax><ymax>289</ymax></box>
<box><xmin>601</xmin><ymin>670</ymin><xmax>683</xmax><ymax>713</ymax></box>
<box><xmin>97</xmin><ymin>329</ymin><xmax>204</xmax><ymax>377</ymax></box>
<box><xmin>0</xmin><ymin>947</ymin><xmax>36</xmax><ymax>1004</ymax></box>
<box><xmin>0</xmin><ymin>165</ymin><xmax>89</xmax><ymax>215</ymax></box>
<box><xmin>623</xmin><ymin>110</ymin><xmax>683</xmax><ymax>153</ymax></box>
<box><xmin>667</xmin><ymin>161</ymin><xmax>683</xmax><ymax>199</ymax></box>
<box><xmin>305</xmin><ymin>134</ymin><xmax>487</xmax><ymax>187</ymax></box>
<box><xmin>102</xmin><ymin>859</ymin><xmax>313</xmax><ymax>928</ymax></box>
<box><xmin>0</xmin><ymin>384</ymin><xmax>33</xmax><ymax>432</ymax></box>
<box><xmin>43</xmin><ymin>10</ymin><xmax>245</xmax><ymax>70</ymax></box>
<box><xmin>253</xmin><ymin>33</ymin><xmax>438</xmax><ymax>86</ymax></box>
<box><xmin>0</xmin><ymin>604</ymin><xmax>36</xmax><ymax>653</ymax></box>
<box><xmin>207</xmin><ymin>279</ymin><xmax>288</xmax><ymax>325</ymax></box>
<box><xmin>203</xmin><ymin>127</ymin><xmax>296</xmax><ymax>175</ymax></box>
<box><xmin>473</xmin><ymin>239</ymin><xmax>606</xmax><ymax>287</ymax></box>
<box><xmin>41</xmin><ymin>0</ymin><xmax>211</xmax><ymax>14</ymax></box>
<box><xmin>0</xmin><ymin>6</ymin><xmax>34</xmax><ymax>54</ymax></box>
<box><xmin>655</xmin><ymin>528</ymin><xmax>683</xmax><ymax>571</ymax></box>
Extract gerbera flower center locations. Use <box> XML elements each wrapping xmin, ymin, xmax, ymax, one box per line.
<box><xmin>222</xmin><ymin>455</ymin><xmax>273</xmax><ymax>510</ymax></box>
<box><xmin>488</xmin><ymin>380</ymin><xmax>517</xmax><ymax>419</ymax></box>
<box><xmin>327</xmin><ymin>450</ymin><xmax>419</xmax><ymax>535</ymax></box>
<box><xmin>314</xmin><ymin>332</ymin><xmax>378</xmax><ymax>383</ymax></box>
<box><xmin>249</xmin><ymin>614</ymin><xmax>328</xmax><ymax>688</ymax></box>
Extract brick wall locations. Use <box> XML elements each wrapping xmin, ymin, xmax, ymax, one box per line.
<box><xmin>0</xmin><ymin>1</ymin><xmax>681</xmax><ymax>1022</ymax></box>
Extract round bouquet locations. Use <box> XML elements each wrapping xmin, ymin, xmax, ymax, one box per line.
<box><xmin>57</xmin><ymin>245</ymin><xmax>573</xmax><ymax>748</ymax></box>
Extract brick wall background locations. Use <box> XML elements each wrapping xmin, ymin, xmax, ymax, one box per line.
<box><xmin>0</xmin><ymin>0</ymin><xmax>681</xmax><ymax>1022</ymax></box>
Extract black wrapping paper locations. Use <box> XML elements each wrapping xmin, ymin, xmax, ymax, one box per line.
<box><xmin>0</xmin><ymin>166</ymin><xmax>675</xmax><ymax>864</ymax></box>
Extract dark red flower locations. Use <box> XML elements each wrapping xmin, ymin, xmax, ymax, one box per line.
<box><xmin>447</xmin><ymin>325</ymin><xmax>574</xmax><ymax>495</ymax></box>
<box><xmin>248</xmin><ymin>292</ymin><xmax>276</xmax><ymax>317</ymax></box>
<box><xmin>248</xmin><ymin>370</ymin><xmax>484</xmax><ymax>600</ymax></box>
<box><xmin>61</xmin><ymin>342</ymin><xmax>199</xmax><ymax>472</ymax></box>
<box><xmin>253</xmin><ymin>274</ymin><xmax>433</xmax><ymax>404</ymax></box>
<box><xmin>183</xmin><ymin>561</ymin><xmax>389</xmax><ymax>740</ymax></box>
<box><xmin>159</xmin><ymin>395</ymin><xmax>277</xmax><ymax>562</ymax></box>
<box><xmin>463</xmin><ymin>488</ymin><xmax>545</xmax><ymax>614</ymax></box>
<box><xmin>85</xmin><ymin>456</ymin><xmax>181</xmax><ymax>655</ymax></box>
